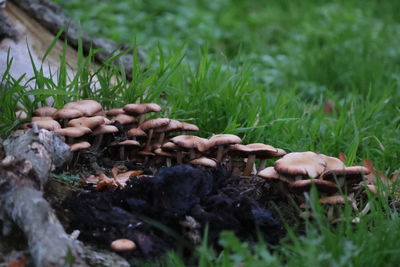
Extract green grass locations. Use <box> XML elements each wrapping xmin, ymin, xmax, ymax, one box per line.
<box><xmin>1</xmin><ymin>0</ymin><xmax>400</xmax><ymax>265</ymax></box>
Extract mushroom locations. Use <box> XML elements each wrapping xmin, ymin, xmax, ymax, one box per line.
<box><xmin>110</xmin><ymin>140</ymin><xmax>141</xmax><ymax>160</ymax></box>
<box><xmin>55</xmin><ymin>126</ymin><xmax>92</xmax><ymax>144</ymax></box>
<box><xmin>154</xmin><ymin>148</ymin><xmax>175</xmax><ymax>167</ymax></box>
<box><xmin>68</xmin><ymin>116</ymin><xmax>106</xmax><ymax>129</ymax></box>
<box><xmin>162</xmin><ymin>142</ymin><xmax>183</xmax><ymax>164</ymax></box>
<box><xmin>111</xmin><ymin>114</ymin><xmax>138</xmax><ymax>130</ymax></box>
<box><xmin>70</xmin><ymin>141</ymin><xmax>91</xmax><ymax>152</ymax></box>
<box><xmin>257</xmin><ymin>166</ymin><xmax>290</xmax><ymax>195</ymax></box>
<box><xmin>289</xmin><ymin>179</ymin><xmax>338</xmax><ymax>196</ymax></box>
<box><xmin>106</xmin><ymin>108</ymin><xmax>125</xmax><ymax>117</ymax></box>
<box><xmin>180</xmin><ymin>122</ymin><xmax>199</xmax><ymax>134</ymax></box>
<box><xmin>34</xmin><ymin>106</ymin><xmax>57</xmax><ymax>117</ymax></box>
<box><xmin>320</xmin><ymin>166</ymin><xmax>370</xmax><ymax>193</ymax></box>
<box><xmin>154</xmin><ymin>119</ymin><xmax>183</xmax><ymax>147</ymax></box>
<box><xmin>92</xmin><ymin>125</ymin><xmax>119</xmax><ymax>150</ymax></box>
<box><xmin>139</xmin><ymin>118</ymin><xmax>170</xmax><ymax>151</ymax></box>
<box><xmin>53</xmin><ymin>108</ymin><xmax>84</xmax><ymax>127</ymax></box>
<box><xmin>190</xmin><ymin>157</ymin><xmax>217</xmax><ymax>168</ymax></box>
<box><xmin>319</xmin><ymin>195</ymin><xmax>358</xmax><ymax>223</ymax></box>
<box><xmin>170</xmin><ymin>135</ymin><xmax>209</xmax><ymax>161</ymax></box>
<box><xmin>274</xmin><ymin>151</ymin><xmax>327</xmax><ymax>180</ymax></box>
<box><xmin>63</xmin><ymin>100</ymin><xmax>103</xmax><ymax>117</ymax></box>
<box><xmin>258</xmin><ymin>147</ymin><xmax>287</xmax><ymax>172</ymax></box>
<box><xmin>30</xmin><ymin>119</ymin><xmax>61</xmax><ymax>131</ymax></box>
<box><xmin>110</xmin><ymin>239</ymin><xmax>136</xmax><ymax>251</ymax></box>
<box><xmin>123</xmin><ymin>103</ymin><xmax>162</xmax><ymax>124</ymax></box>
<box><xmin>206</xmin><ymin>134</ymin><xmax>242</xmax><ymax>162</ymax></box>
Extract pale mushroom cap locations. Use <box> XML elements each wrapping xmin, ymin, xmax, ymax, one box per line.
<box><xmin>111</xmin><ymin>114</ymin><xmax>138</xmax><ymax>125</ymax></box>
<box><xmin>257</xmin><ymin>167</ymin><xmax>281</xmax><ymax>180</ymax></box>
<box><xmin>289</xmin><ymin>179</ymin><xmax>338</xmax><ymax>194</ymax></box>
<box><xmin>320</xmin><ymin>166</ymin><xmax>370</xmax><ymax>181</ymax></box>
<box><xmin>128</xmin><ymin>128</ymin><xmax>147</xmax><ymax>137</ymax></box>
<box><xmin>53</xmin><ymin>108</ymin><xmax>84</xmax><ymax>119</ymax></box>
<box><xmin>161</xmin><ymin>141</ymin><xmax>180</xmax><ymax>151</ymax></box>
<box><xmin>110</xmin><ymin>239</ymin><xmax>136</xmax><ymax>251</ymax></box>
<box><xmin>228</xmin><ymin>144</ymin><xmax>251</xmax><ymax>156</ymax></box>
<box><xmin>106</xmin><ymin>108</ymin><xmax>125</xmax><ymax>116</ymax></box>
<box><xmin>55</xmin><ymin>126</ymin><xmax>92</xmax><ymax>138</ymax></box>
<box><xmin>319</xmin><ymin>195</ymin><xmax>347</xmax><ymax>205</ymax></box>
<box><xmin>274</xmin><ymin>151</ymin><xmax>327</xmax><ymax>178</ymax></box>
<box><xmin>170</xmin><ymin>135</ymin><xmax>208</xmax><ymax>150</ymax></box>
<box><xmin>64</xmin><ymin>100</ymin><xmax>103</xmax><ymax>116</ymax></box>
<box><xmin>154</xmin><ymin>148</ymin><xmax>174</xmax><ymax>157</ymax></box>
<box><xmin>139</xmin><ymin>118</ymin><xmax>170</xmax><ymax>131</ymax></box>
<box><xmin>244</xmin><ymin>143</ymin><xmax>279</xmax><ymax>158</ymax></box>
<box><xmin>68</xmin><ymin>116</ymin><xmax>105</xmax><ymax>129</ymax></box>
<box><xmin>180</xmin><ymin>122</ymin><xmax>199</xmax><ymax>132</ymax></box>
<box><xmin>111</xmin><ymin>140</ymin><xmax>141</xmax><ymax>147</ymax></box>
<box><xmin>190</xmin><ymin>157</ymin><xmax>217</xmax><ymax>168</ymax></box>
<box><xmin>123</xmin><ymin>103</ymin><xmax>162</xmax><ymax>115</ymax></box>
<box><xmin>31</xmin><ymin>120</ymin><xmax>62</xmax><ymax>131</ymax></box>
<box><xmin>154</xmin><ymin>119</ymin><xmax>183</xmax><ymax>133</ymax></box>
<box><xmin>208</xmin><ymin>134</ymin><xmax>242</xmax><ymax>147</ymax></box>
<box><xmin>15</xmin><ymin>110</ymin><xmax>28</xmax><ymax>120</ymax></box>
<box><xmin>93</xmin><ymin>125</ymin><xmax>119</xmax><ymax>135</ymax></box>
<box><xmin>271</xmin><ymin>148</ymin><xmax>287</xmax><ymax>157</ymax></box>
<box><xmin>70</xmin><ymin>141</ymin><xmax>91</xmax><ymax>152</ymax></box>
<box><xmin>34</xmin><ymin>107</ymin><xmax>57</xmax><ymax>117</ymax></box>
<box><xmin>318</xmin><ymin>154</ymin><xmax>346</xmax><ymax>172</ymax></box>
<box><xmin>31</xmin><ymin>116</ymin><xmax>54</xmax><ymax>122</ymax></box>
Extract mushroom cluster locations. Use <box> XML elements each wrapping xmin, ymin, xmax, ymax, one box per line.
<box><xmin>256</xmin><ymin>151</ymin><xmax>376</xmax><ymax>222</ymax></box>
<box><xmin>18</xmin><ymin>101</ymin><xmax>287</xmax><ymax>177</ymax></box>
<box><xmin>17</xmin><ymin>100</ymin><xmax>286</xmax><ymax>177</ymax></box>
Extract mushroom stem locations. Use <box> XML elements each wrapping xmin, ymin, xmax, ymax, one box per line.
<box><xmin>139</xmin><ymin>115</ymin><xmax>145</xmax><ymax>124</ymax></box>
<box><xmin>144</xmin><ymin>129</ymin><xmax>154</xmax><ymax>151</ymax></box>
<box><xmin>176</xmin><ymin>151</ymin><xmax>183</xmax><ymax>164</ymax></box>
<box><xmin>158</xmin><ymin>132</ymin><xmax>166</xmax><ymax>145</ymax></box>
<box><xmin>166</xmin><ymin>158</ymin><xmax>172</xmax><ymax>167</ymax></box>
<box><xmin>258</xmin><ymin>159</ymin><xmax>267</xmax><ymax>172</ymax></box>
<box><xmin>189</xmin><ymin>148</ymin><xmax>196</xmax><ymax>160</ymax></box>
<box><xmin>243</xmin><ymin>154</ymin><xmax>256</xmax><ymax>177</ymax></box>
<box><xmin>119</xmin><ymin>146</ymin><xmax>125</xmax><ymax>160</ymax></box>
<box><xmin>216</xmin><ymin>146</ymin><xmax>225</xmax><ymax>162</ymax></box>
<box><xmin>92</xmin><ymin>135</ymin><xmax>104</xmax><ymax>151</ymax></box>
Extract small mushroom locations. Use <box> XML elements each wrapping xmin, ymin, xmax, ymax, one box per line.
<box><xmin>207</xmin><ymin>134</ymin><xmax>242</xmax><ymax>162</ymax></box>
<box><xmin>123</xmin><ymin>103</ymin><xmax>162</xmax><ymax>124</ymax></box>
<box><xmin>154</xmin><ymin>148</ymin><xmax>175</xmax><ymax>167</ymax></box>
<box><xmin>190</xmin><ymin>157</ymin><xmax>217</xmax><ymax>168</ymax></box>
<box><xmin>289</xmin><ymin>179</ymin><xmax>338</xmax><ymax>196</ymax></box>
<box><xmin>110</xmin><ymin>239</ymin><xmax>136</xmax><ymax>251</ymax></box>
<box><xmin>320</xmin><ymin>166</ymin><xmax>370</xmax><ymax>193</ymax></box>
<box><xmin>110</xmin><ymin>140</ymin><xmax>141</xmax><ymax>160</ymax></box>
<box><xmin>34</xmin><ymin>106</ymin><xmax>57</xmax><ymax>117</ymax></box>
<box><xmin>139</xmin><ymin>118</ymin><xmax>170</xmax><ymax>151</ymax></box>
<box><xmin>70</xmin><ymin>141</ymin><xmax>91</xmax><ymax>152</ymax></box>
<box><xmin>170</xmin><ymin>135</ymin><xmax>209</xmax><ymax>161</ymax></box>
<box><xmin>64</xmin><ymin>100</ymin><xmax>103</xmax><ymax>117</ymax></box>
<box><xmin>162</xmin><ymin>142</ymin><xmax>183</xmax><ymax>164</ymax></box>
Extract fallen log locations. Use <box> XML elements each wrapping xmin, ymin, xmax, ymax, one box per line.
<box><xmin>0</xmin><ymin>126</ymin><xmax>87</xmax><ymax>266</ymax></box>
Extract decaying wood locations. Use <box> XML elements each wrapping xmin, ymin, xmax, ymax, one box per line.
<box><xmin>0</xmin><ymin>127</ymin><xmax>87</xmax><ymax>266</ymax></box>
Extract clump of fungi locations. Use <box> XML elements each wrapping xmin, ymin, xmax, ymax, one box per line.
<box><xmin>16</xmin><ymin>99</ymin><xmax>389</xmax><ymax>223</ymax></box>
<box><xmin>256</xmin><ymin>151</ymin><xmax>384</xmax><ymax>223</ymax></box>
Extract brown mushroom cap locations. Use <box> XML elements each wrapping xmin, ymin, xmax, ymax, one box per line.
<box><xmin>31</xmin><ymin>116</ymin><xmax>54</xmax><ymax>122</ymax></box>
<box><xmin>180</xmin><ymin>122</ymin><xmax>199</xmax><ymax>132</ymax></box>
<box><xmin>139</xmin><ymin>118</ymin><xmax>170</xmax><ymax>131</ymax></box>
<box><xmin>53</xmin><ymin>108</ymin><xmax>84</xmax><ymax>120</ymax></box>
<box><xmin>111</xmin><ymin>140</ymin><xmax>141</xmax><ymax>147</ymax></box>
<box><xmin>34</xmin><ymin>107</ymin><xmax>57</xmax><ymax>117</ymax></box>
<box><xmin>318</xmin><ymin>154</ymin><xmax>346</xmax><ymax>172</ymax></box>
<box><xmin>319</xmin><ymin>195</ymin><xmax>347</xmax><ymax>205</ymax></box>
<box><xmin>64</xmin><ymin>100</ymin><xmax>103</xmax><ymax>117</ymax></box>
<box><xmin>31</xmin><ymin>120</ymin><xmax>62</xmax><ymax>131</ymax></box>
<box><xmin>170</xmin><ymin>135</ymin><xmax>208</xmax><ymax>150</ymax></box>
<box><xmin>208</xmin><ymin>134</ymin><xmax>242</xmax><ymax>148</ymax></box>
<box><xmin>274</xmin><ymin>151</ymin><xmax>327</xmax><ymax>178</ymax></box>
<box><xmin>123</xmin><ymin>103</ymin><xmax>161</xmax><ymax>115</ymax></box>
<box><xmin>320</xmin><ymin>166</ymin><xmax>370</xmax><ymax>182</ymax></box>
<box><xmin>154</xmin><ymin>148</ymin><xmax>174</xmax><ymax>157</ymax></box>
<box><xmin>106</xmin><ymin>108</ymin><xmax>125</xmax><ymax>116</ymax></box>
<box><xmin>93</xmin><ymin>125</ymin><xmax>119</xmax><ymax>135</ymax></box>
<box><xmin>243</xmin><ymin>143</ymin><xmax>279</xmax><ymax>158</ymax></box>
<box><xmin>111</xmin><ymin>114</ymin><xmax>138</xmax><ymax>125</ymax></box>
<box><xmin>257</xmin><ymin>167</ymin><xmax>289</xmax><ymax>182</ymax></box>
<box><xmin>68</xmin><ymin>116</ymin><xmax>105</xmax><ymax>129</ymax></box>
<box><xmin>137</xmin><ymin>150</ymin><xmax>156</xmax><ymax>156</ymax></box>
<box><xmin>289</xmin><ymin>179</ymin><xmax>338</xmax><ymax>195</ymax></box>
<box><xmin>110</xmin><ymin>239</ymin><xmax>136</xmax><ymax>251</ymax></box>
<box><xmin>70</xmin><ymin>141</ymin><xmax>91</xmax><ymax>152</ymax></box>
<box><xmin>190</xmin><ymin>157</ymin><xmax>217</xmax><ymax>168</ymax></box>
<box><xmin>55</xmin><ymin>126</ymin><xmax>92</xmax><ymax>138</ymax></box>
<box><xmin>154</xmin><ymin>119</ymin><xmax>183</xmax><ymax>133</ymax></box>
<box><xmin>128</xmin><ymin>128</ymin><xmax>147</xmax><ymax>138</ymax></box>
<box><xmin>161</xmin><ymin>142</ymin><xmax>181</xmax><ymax>151</ymax></box>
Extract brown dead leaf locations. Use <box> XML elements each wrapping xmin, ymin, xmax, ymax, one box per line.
<box><xmin>338</xmin><ymin>153</ymin><xmax>347</xmax><ymax>163</ymax></box>
<box><xmin>362</xmin><ymin>159</ymin><xmax>376</xmax><ymax>174</ymax></box>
